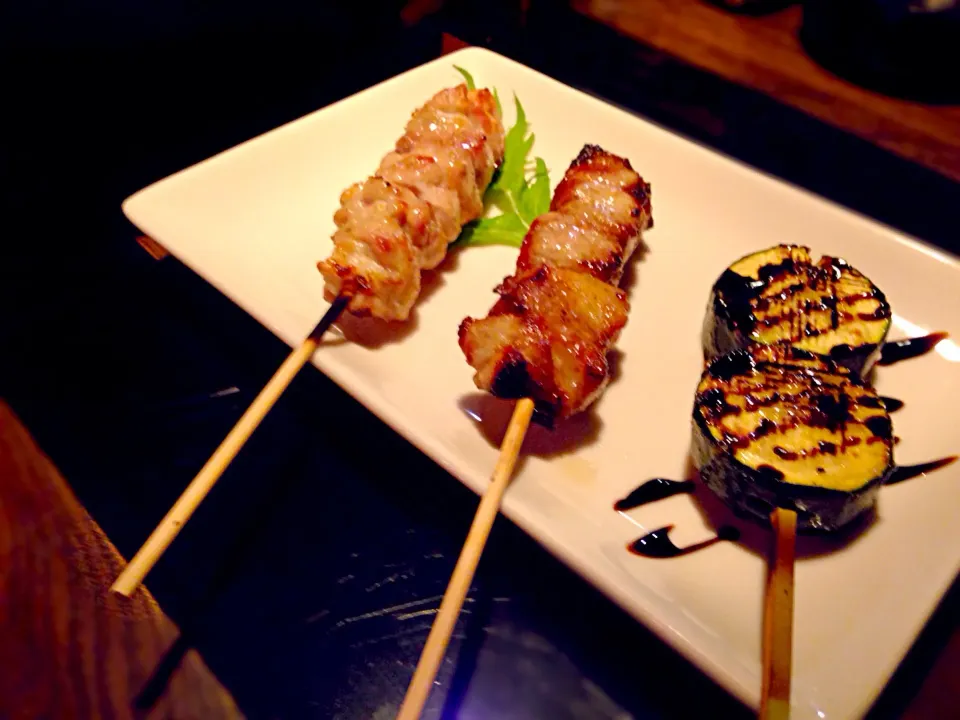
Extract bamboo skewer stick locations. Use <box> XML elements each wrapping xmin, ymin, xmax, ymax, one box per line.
<box><xmin>111</xmin><ymin>295</ymin><xmax>349</xmax><ymax>597</ymax></box>
<box><xmin>396</xmin><ymin>397</ymin><xmax>536</xmax><ymax>720</ymax></box>
<box><xmin>760</xmin><ymin>507</ymin><xmax>797</xmax><ymax>720</ymax></box>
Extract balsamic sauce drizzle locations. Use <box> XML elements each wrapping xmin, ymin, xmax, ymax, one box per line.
<box><xmin>878</xmin><ymin>333</ymin><xmax>949</xmax><ymax>366</ymax></box>
<box><xmin>620</xmin><ymin>260</ymin><xmax>951</xmax><ymax>559</ymax></box>
<box><xmin>619</xmin><ymin>450</ymin><xmax>956</xmax><ymax>558</ymax></box>
<box><xmin>628</xmin><ymin>525</ymin><xmax>740</xmax><ymax>559</ymax></box>
<box><xmin>886</xmin><ymin>457</ymin><xmax>958</xmax><ymax>486</ymax></box>
<box><xmin>878</xmin><ymin>396</ymin><xmax>904</xmax><ymax>413</ymax></box>
<box><xmin>712</xmin><ymin>253</ymin><xmax>891</xmax><ymax>340</ymax></box>
<box><xmin>614</xmin><ymin>478</ymin><xmax>695</xmax><ymax>512</ymax></box>
<box><xmin>621</xmin><ymin>453</ymin><xmax>956</xmax><ymax>558</ymax></box>
<box><xmin>613</xmin><ymin>448</ymin><xmax>958</xmax><ymax>559</ymax></box>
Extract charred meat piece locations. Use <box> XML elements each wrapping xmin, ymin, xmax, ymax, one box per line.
<box><xmin>460</xmin><ymin>144</ymin><xmax>652</xmax><ymax>419</ymax></box>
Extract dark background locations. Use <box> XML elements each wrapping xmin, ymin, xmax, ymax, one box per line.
<box><xmin>2</xmin><ymin>2</ymin><xmax>957</xmax><ymax>718</ymax></box>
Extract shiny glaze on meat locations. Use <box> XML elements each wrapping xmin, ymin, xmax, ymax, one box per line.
<box><xmin>459</xmin><ymin>145</ymin><xmax>652</xmax><ymax>419</ymax></box>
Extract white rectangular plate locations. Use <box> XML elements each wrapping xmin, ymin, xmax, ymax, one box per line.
<box><xmin>123</xmin><ymin>47</ymin><xmax>960</xmax><ymax>719</ymax></box>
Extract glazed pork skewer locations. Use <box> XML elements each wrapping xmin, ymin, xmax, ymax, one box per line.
<box><xmin>396</xmin><ymin>144</ymin><xmax>652</xmax><ymax>719</ymax></box>
<box><xmin>111</xmin><ymin>82</ymin><xmax>505</xmax><ymax>597</ymax></box>
<box><xmin>460</xmin><ymin>144</ymin><xmax>652</xmax><ymax>418</ymax></box>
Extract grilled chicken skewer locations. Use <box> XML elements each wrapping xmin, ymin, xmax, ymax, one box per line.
<box><xmin>460</xmin><ymin>144</ymin><xmax>652</xmax><ymax>421</ymax></box>
<box><xmin>398</xmin><ymin>145</ymin><xmax>652</xmax><ymax>719</ymax></box>
<box><xmin>319</xmin><ymin>84</ymin><xmax>505</xmax><ymax>322</ymax></box>
<box><xmin>112</xmin><ymin>83</ymin><xmax>505</xmax><ymax>597</ymax></box>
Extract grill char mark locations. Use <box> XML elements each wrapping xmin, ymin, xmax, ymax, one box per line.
<box><xmin>459</xmin><ymin>144</ymin><xmax>651</xmax><ymax>420</ymax></box>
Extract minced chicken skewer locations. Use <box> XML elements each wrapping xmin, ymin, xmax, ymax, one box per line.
<box><xmin>112</xmin><ymin>83</ymin><xmax>505</xmax><ymax>597</ymax></box>
<box><xmin>318</xmin><ymin>83</ymin><xmax>505</xmax><ymax>322</ymax></box>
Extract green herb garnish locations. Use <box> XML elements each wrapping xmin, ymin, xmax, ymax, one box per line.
<box><xmin>451</xmin><ymin>66</ymin><xmax>549</xmax><ymax>249</ymax></box>
<box><xmin>453</xmin><ymin>65</ymin><xmax>476</xmax><ymax>90</ymax></box>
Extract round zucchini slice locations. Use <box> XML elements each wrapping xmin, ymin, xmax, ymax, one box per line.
<box><xmin>691</xmin><ymin>344</ymin><xmax>894</xmax><ymax>532</ymax></box>
<box><xmin>703</xmin><ymin>244</ymin><xmax>891</xmax><ymax>377</ymax></box>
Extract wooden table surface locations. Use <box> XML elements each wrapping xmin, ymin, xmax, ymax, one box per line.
<box><xmin>573</xmin><ymin>0</ymin><xmax>960</xmax><ymax>183</ymax></box>
<box><xmin>0</xmin><ymin>401</ymin><xmax>241</xmax><ymax>720</ymax></box>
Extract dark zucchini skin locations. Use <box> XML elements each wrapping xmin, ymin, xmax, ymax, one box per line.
<box><xmin>691</xmin><ymin>345</ymin><xmax>894</xmax><ymax>532</ymax></box>
<box><xmin>702</xmin><ymin>245</ymin><xmax>891</xmax><ymax>378</ymax></box>
<box><xmin>702</xmin><ymin>290</ymin><xmax>761</xmax><ymax>365</ymax></box>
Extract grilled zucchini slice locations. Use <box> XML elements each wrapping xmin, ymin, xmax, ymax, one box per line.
<box><xmin>692</xmin><ymin>344</ymin><xmax>894</xmax><ymax>531</ymax></box>
<box><xmin>703</xmin><ymin>245</ymin><xmax>891</xmax><ymax>377</ymax></box>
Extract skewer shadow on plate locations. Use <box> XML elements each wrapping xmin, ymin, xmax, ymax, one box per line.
<box><xmin>458</xmin><ymin>392</ymin><xmax>603</xmax><ymax>462</ymax></box>
<box><xmin>614</xmin><ymin>239</ymin><xmax>649</xmax><ymax>297</ymax></box>
<box><xmin>331</xmin><ymin>249</ymin><xmax>461</xmax><ymax>349</ymax></box>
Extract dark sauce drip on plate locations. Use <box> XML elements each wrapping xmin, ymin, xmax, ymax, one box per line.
<box><xmin>860</xmin><ymin>395</ymin><xmax>904</xmax><ymax>413</ymax></box>
<box><xmin>614</xmin><ymin>478</ymin><xmax>695</xmax><ymax>512</ymax></box>
<box><xmin>886</xmin><ymin>457</ymin><xmax>958</xmax><ymax>486</ymax></box>
<box><xmin>878</xmin><ymin>333</ymin><xmax>949</xmax><ymax>366</ymax></box>
<box><xmin>881</xmin><ymin>396</ymin><xmax>905</xmax><ymax>413</ymax></box>
<box><xmin>628</xmin><ymin>525</ymin><xmax>740</xmax><ymax>559</ymax></box>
